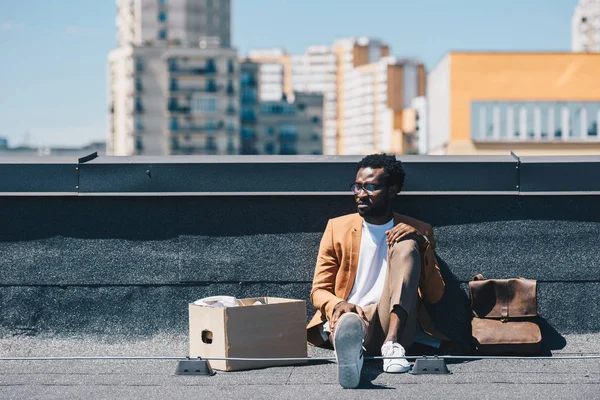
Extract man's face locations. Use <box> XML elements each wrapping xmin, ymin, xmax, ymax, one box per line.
<box><xmin>353</xmin><ymin>167</ymin><xmax>393</xmax><ymax>218</ymax></box>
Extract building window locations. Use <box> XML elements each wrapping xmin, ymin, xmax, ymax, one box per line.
<box><xmin>241</xmin><ymin>127</ymin><xmax>255</xmax><ymax>139</ymax></box>
<box><xmin>169</xmin><ymin>78</ymin><xmax>178</xmax><ymax>91</ymax></box>
<box><xmin>168</xmin><ymin>58</ymin><xmax>178</xmax><ymax>72</ymax></box>
<box><xmin>159</xmin><ymin>0</ymin><xmax>167</xmax><ymax>5</ymax></box>
<box><xmin>170</xmin><ymin>117</ymin><xmax>178</xmax><ymax>131</ymax></box>
<box><xmin>135</xmin><ymin>136</ymin><xmax>143</xmax><ymax>153</ymax></box>
<box><xmin>227</xmin><ymin>138</ymin><xmax>236</xmax><ymax>155</ymax></box>
<box><xmin>135</xmin><ymin>77</ymin><xmax>143</xmax><ymax>92</ymax></box>
<box><xmin>135</xmin><ymin>57</ymin><xmax>144</xmax><ymax>72</ymax></box>
<box><xmin>264</xmin><ymin>142</ymin><xmax>274</xmax><ymax>154</ymax></box>
<box><xmin>135</xmin><ymin>97</ymin><xmax>143</xmax><ymax>113</ymax></box>
<box><xmin>241</xmin><ymin>72</ymin><xmax>256</xmax><ymax>86</ymax></box>
<box><xmin>279</xmin><ymin>123</ymin><xmax>297</xmax><ymax>138</ymax></box>
<box><xmin>191</xmin><ymin>96</ymin><xmax>217</xmax><ymax>114</ymax></box>
<box><xmin>206</xmin><ymin>120</ymin><xmax>218</xmax><ymax>131</ymax></box>
<box><xmin>206</xmin><ymin>59</ymin><xmax>216</xmax><ymax>73</ymax></box>
<box><xmin>135</xmin><ymin>116</ymin><xmax>144</xmax><ymax>131</ymax></box>
<box><xmin>265</xmin><ymin>127</ymin><xmax>274</xmax><ymax>137</ymax></box>
<box><xmin>158</xmin><ymin>11</ymin><xmax>167</xmax><ymax>22</ymax></box>
<box><xmin>471</xmin><ymin>101</ymin><xmax>600</xmax><ymax>142</ymax></box>
<box><xmin>311</xmin><ymin>116</ymin><xmax>320</xmax><ymax>124</ymax></box>
<box><xmin>279</xmin><ymin>139</ymin><xmax>297</xmax><ymax>155</ymax></box>
<box><xmin>168</xmin><ymin>97</ymin><xmax>178</xmax><ymax>111</ymax></box>
<box><xmin>159</xmin><ymin>28</ymin><xmax>167</xmax><ymax>40</ymax></box>
<box><xmin>206</xmin><ymin>136</ymin><xmax>217</xmax><ymax>152</ymax></box>
<box><xmin>228</xmin><ymin>60</ymin><xmax>235</xmax><ymax>74</ymax></box>
<box><xmin>241</xmin><ymin>109</ymin><xmax>256</xmax><ymax>122</ymax></box>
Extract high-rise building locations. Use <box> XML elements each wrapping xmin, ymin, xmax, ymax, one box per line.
<box><xmin>239</xmin><ymin>61</ymin><xmax>323</xmax><ymax>155</ymax></box>
<box><xmin>291</xmin><ymin>46</ymin><xmax>337</xmax><ymax>155</ymax></box>
<box><xmin>108</xmin><ymin>0</ymin><xmax>238</xmax><ymax>156</ymax></box>
<box><xmin>572</xmin><ymin>0</ymin><xmax>600</xmax><ymax>52</ymax></box>
<box><xmin>117</xmin><ymin>0</ymin><xmax>231</xmax><ymax>47</ymax></box>
<box><xmin>247</xmin><ymin>37</ymin><xmax>424</xmax><ymax>155</ymax></box>
<box><xmin>246</xmin><ymin>49</ymin><xmax>292</xmax><ymax>101</ymax></box>
<box><xmin>331</xmin><ymin>38</ymin><xmax>425</xmax><ymax>155</ymax></box>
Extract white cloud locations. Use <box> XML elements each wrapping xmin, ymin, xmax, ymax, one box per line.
<box><xmin>0</xmin><ymin>21</ymin><xmax>25</xmax><ymax>31</ymax></box>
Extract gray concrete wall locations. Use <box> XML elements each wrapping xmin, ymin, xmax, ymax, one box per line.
<box><xmin>1</xmin><ymin>156</ymin><xmax>599</xmax><ymax>354</ymax></box>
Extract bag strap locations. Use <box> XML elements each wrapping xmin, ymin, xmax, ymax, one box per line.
<box><xmin>473</xmin><ymin>274</ymin><xmax>485</xmax><ymax>281</ymax></box>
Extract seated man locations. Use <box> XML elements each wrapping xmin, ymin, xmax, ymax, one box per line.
<box><xmin>306</xmin><ymin>154</ymin><xmax>448</xmax><ymax>389</ymax></box>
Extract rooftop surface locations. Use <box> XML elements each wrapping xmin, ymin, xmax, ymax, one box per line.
<box><xmin>1</xmin><ymin>333</ymin><xmax>599</xmax><ymax>399</ymax></box>
<box><xmin>1</xmin><ymin>156</ymin><xmax>599</xmax><ymax>399</ymax></box>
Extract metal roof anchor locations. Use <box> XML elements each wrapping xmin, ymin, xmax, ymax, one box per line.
<box><xmin>174</xmin><ymin>357</ymin><xmax>216</xmax><ymax>376</ymax></box>
<box><xmin>410</xmin><ymin>355</ymin><xmax>451</xmax><ymax>375</ymax></box>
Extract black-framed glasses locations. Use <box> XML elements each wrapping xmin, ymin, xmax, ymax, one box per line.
<box><xmin>350</xmin><ymin>183</ymin><xmax>387</xmax><ymax>195</ymax></box>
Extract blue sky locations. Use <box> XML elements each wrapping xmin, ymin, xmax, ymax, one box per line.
<box><xmin>0</xmin><ymin>0</ymin><xmax>579</xmax><ymax>147</ymax></box>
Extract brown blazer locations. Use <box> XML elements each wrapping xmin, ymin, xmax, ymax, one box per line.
<box><xmin>306</xmin><ymin>212</ymin><xmax>448</xmax><ymax>346</ymax></box>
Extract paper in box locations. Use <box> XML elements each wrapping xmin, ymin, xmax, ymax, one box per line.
<box><xmin>189</xmin><ymin>297</ymin><xmax>307</xmax><ymax>371</ymax></box>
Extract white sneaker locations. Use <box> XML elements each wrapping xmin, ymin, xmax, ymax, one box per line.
<box><xmin>381</xmin><ymin>341</ymin><xmax>410</xmax><ymax>373</ymax></box>
<box><xmin>333</xmin><ymin>313</ymin><xmax>365</xmax><ymax>389</ymax></box>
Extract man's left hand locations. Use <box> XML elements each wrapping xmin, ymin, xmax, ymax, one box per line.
<box><xmin>385</xmin><ymin>223</ymin><xmax>426</xmax><ymax>247</ymax></box>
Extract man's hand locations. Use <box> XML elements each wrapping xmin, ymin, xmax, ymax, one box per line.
<box><xmin>330</xmin><ymin>301</ymin><xmax>366</xmax><ymax>331</ymax></box>
<box><xmin>385</xmin><ymin>223</ymin><xmax>426</xmax><ymax>247</ymax></box>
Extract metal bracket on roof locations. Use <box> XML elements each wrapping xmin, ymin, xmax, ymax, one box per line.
<box><xmin>78</xmin><ymin>152</ymin><xmax>98</xmax><ymax>164</ymax></box>
<box><xmin>410</xmin><ymin>356</ymin><xmax>451</xmax><ymax>375</ymax></box>
<box><xmin>174</xmin><ymin>357</ymin><xmax>215</xmax><ymax>376</ymax></box>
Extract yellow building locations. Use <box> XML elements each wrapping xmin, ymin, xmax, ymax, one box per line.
<box><xmin>427</xmin><ymin>52</ymin><xmax>600</xmax><ymax>155</ymax></box>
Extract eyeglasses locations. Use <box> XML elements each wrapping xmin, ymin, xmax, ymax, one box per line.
<box><xmin>350</xmin><ymin>183</ymin><xmax>387</xmax><ymax>195</ymax></box>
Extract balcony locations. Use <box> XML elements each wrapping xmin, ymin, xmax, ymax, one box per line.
<box><xmin>169</xmin><ymin>63</ymin><xmax>217</xmax><ymax>76</ymax></box>
<box><xmin>167</xmin><ymin>105</ymin><xmax>191</xmax><ymax>114</ymax></box>
<box><xmin>169</xmin><ymin>84</ymin><xmax>219</xmax><ymax>94</ymax></box>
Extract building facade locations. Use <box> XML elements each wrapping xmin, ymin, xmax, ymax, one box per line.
<box><xmin>246</xmin><ymin>49</ymin><xmax>292</xmax><ymax>102</ymax></box>
<box><xmin>257</xmin><ymin>92</ymin><xmax>323</xmax><ymax>155</ymax></box>
<box><xmin>290</xmin><ymin>46</ymin><xmax>337</xmax><ymax>154</ymax></box>
<box><xmin>239</xmin><ymin>62</ymin><xmax>323</xmax><ymax>155</ymax></box>
<box><xmin>572</xmin><ymin>0</ymin><xmax>600</xmax><ymax>52</ymax></box>
<box><xmin>246</xmin><ymin>37</ymin><xmax>424</xmax><ymax>155</ymax></box>
<box><xmin>109</xmin><ymin>0</ymin><xmax>238</xmax><ymax>156</ymax></box>
<box><xmin>117</xmin><ymin>0</ymin><xmax>231</xmax><ymax>47</ymax></box>
<box><xmin>427</xmin><ymin>52</ymin><xmax>600</xmax><ymax>155</ymax></box>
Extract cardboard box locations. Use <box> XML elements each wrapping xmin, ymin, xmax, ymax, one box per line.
<box><xmin>189</xmin><ymin>297</ymin><xmax>307</xmax><ymax>371</ymax></box>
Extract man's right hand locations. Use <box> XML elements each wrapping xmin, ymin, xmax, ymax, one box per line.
<box><xmin>330</xmin><ymin>301</ymin><xmax>366</xmax><ymax>331</ymax></box>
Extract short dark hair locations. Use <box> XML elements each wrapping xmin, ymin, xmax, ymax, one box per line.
<box><xmin>356</xmin><ymin>153</ymin><xmax>406</xmax><ymax>192</ymax></box>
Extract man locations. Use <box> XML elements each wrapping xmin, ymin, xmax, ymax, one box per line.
<box><xmin>306</xmin><ymin>154</ymin><xmax>448</xmax><ymax>389</ymax></box>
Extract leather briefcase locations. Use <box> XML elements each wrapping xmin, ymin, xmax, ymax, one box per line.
<box><xmin>469</xmin><ymin>274</ymin><xmax>542</xmax><ymax>355</ymax></box>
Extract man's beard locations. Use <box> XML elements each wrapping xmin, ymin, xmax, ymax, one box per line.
<box><xmin>357</xmin><ymin>201</ymin><xmax>389</xmax><ymax>217</ymax></box>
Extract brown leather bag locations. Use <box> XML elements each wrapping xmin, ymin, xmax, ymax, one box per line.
<box><xmin>469</xmin><ymin>274</ymin><xmax>542</xmax><ymax>355</ymax></box>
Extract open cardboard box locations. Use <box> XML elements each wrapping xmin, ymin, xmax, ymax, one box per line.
<box><xmin>189</xmin><ymin>297</ymin><xmax>307</xmax><ymax>371</ymax></box>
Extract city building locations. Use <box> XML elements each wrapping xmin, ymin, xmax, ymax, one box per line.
<box><xmin>239</xmin><ymin>61</ymin><xmax>323</xmax><ymax>155</ymax></box>
<box><xmin>290</xmin><ymin>46</ymin><xmax>337</xmax><ymax>155</ymax></box>
<box><xmin>246</xmin><ymin>37</ymin><xmax>424</xmax><ymax>155</ymax></box>
<box><xmin>257</xmin><ymin>92</ymin><xmax>323</xmax><ymax>155</ymax></box>
<box><xmin>239</xmin><ymin>60</ymin><xmax>260</xmax><ymax>154</ymax></box>
<box><xmin>117</xmin><ymin>0</ymin><xmax>230</xmax><ymax>47</ymax></box>
<box><xmin>0</xmin><ymin>141</ymin><xmax>106</xmax><ymax>158</ymax></box>
<box><xmin>108</xmin><ymin>0</ymin><xmax>239</xmax><ymax>156</ymax></box>
<box><xmin>427</xmin><ymin>52</ymin><xmax>600</xmax><ymax>155</ymax></box>
<box><xmin>246</xmin><ymin>49</ymin><xmax>292</xmax><ymax>101</ymax></box>
<box><xmin>572</xmin><ymin>0</ymin><xmax>600</xmax><ymax>52</ymax></box>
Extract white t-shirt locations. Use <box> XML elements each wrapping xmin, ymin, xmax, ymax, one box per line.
<box><xmin>346</xmin><ymin>218</ymin><xmax>394</xmax><ymax>308</ymax></box>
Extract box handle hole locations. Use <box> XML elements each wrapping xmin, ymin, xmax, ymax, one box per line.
<box><xmin>201</xmin><ymin>330</ymin><xmax>213</xmax><ymax>344</ymax></box>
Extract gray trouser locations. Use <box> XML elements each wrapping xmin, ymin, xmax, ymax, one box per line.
<box><xmin>360</xmin><ymin>239</ymin><xmax>422</xmax><ymax>355</ymax></box>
